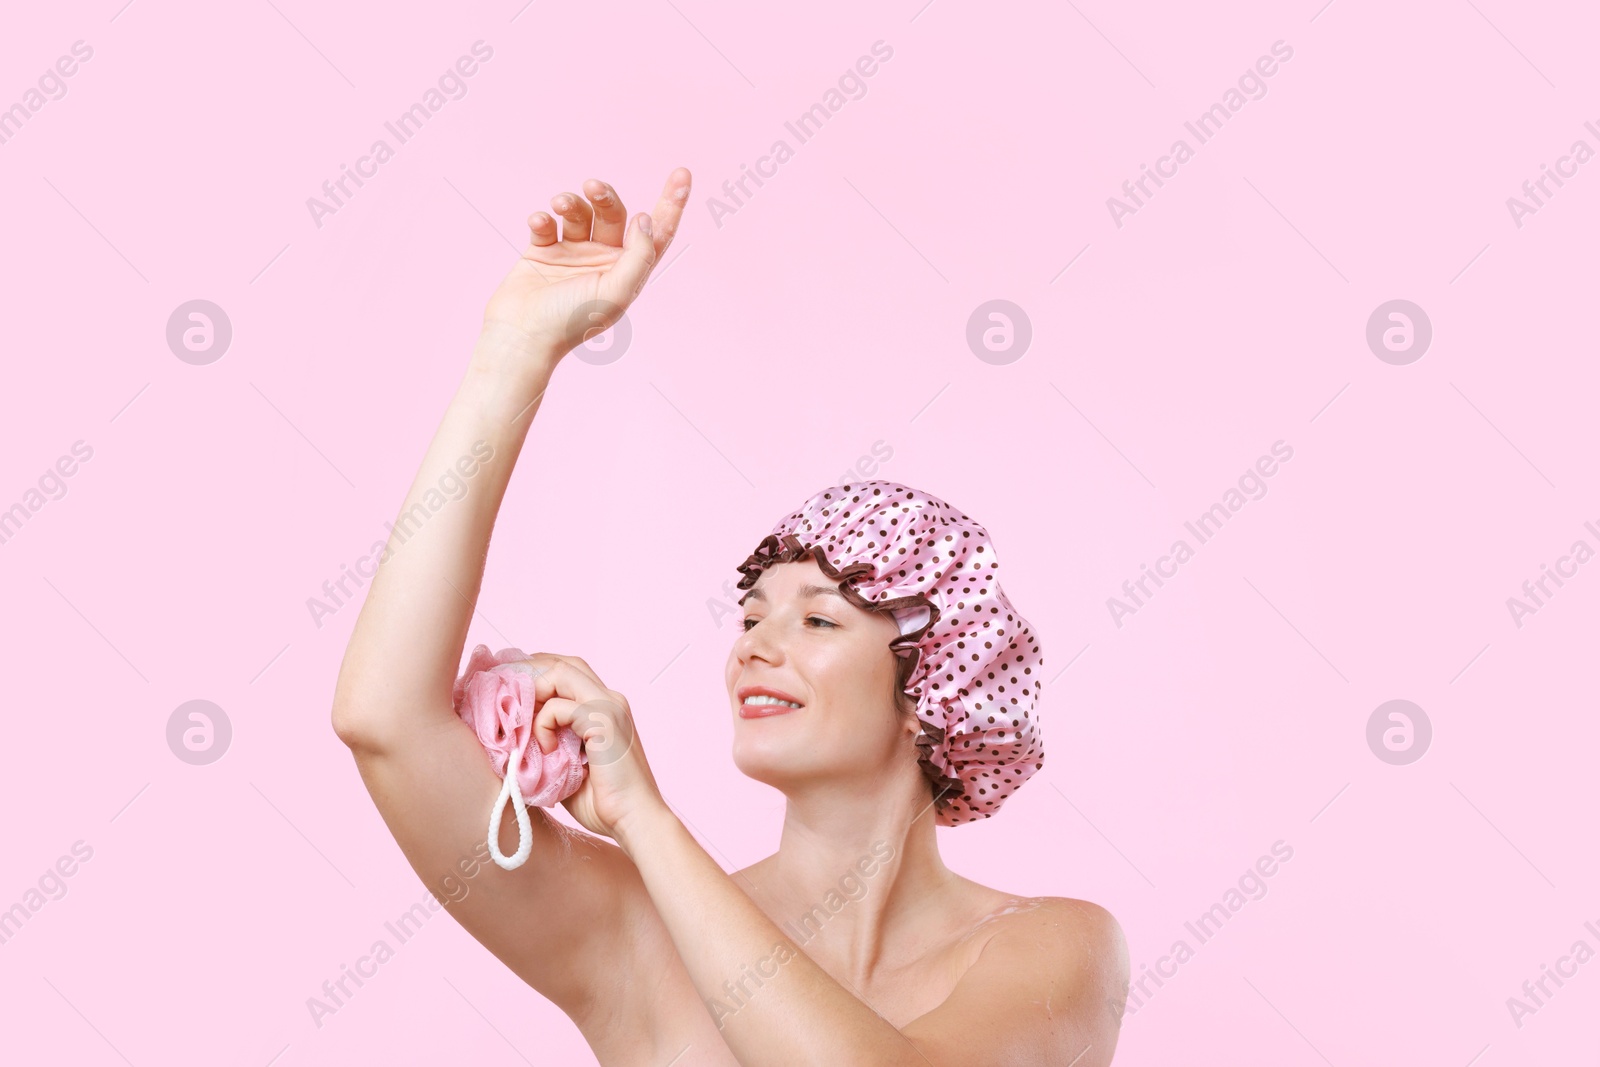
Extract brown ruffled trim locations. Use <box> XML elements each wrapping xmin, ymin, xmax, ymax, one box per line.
<box><xmin>735</xmin><ymin>532</ymin><xmax>962</xmax><ymax>815</ymax></box>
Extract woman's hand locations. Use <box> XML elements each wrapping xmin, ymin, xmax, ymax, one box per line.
<box><xmin>481</xmin><ymin>167</ymin><xmax>692</xmax><ymax>364</ymax></box>
<box><xmin>511</xmin><ymin>652</ymin><xmax>666</xmax><ymax>841</ymax></box>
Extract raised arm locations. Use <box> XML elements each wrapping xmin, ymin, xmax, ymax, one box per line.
<box><xmin>329</xmin><ymin>168</ymin><xmax>691</xmax><ymax>1020</ymax></box>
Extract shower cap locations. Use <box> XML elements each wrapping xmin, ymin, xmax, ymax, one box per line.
<box><xmin>733</xmin><ymin>480</ymin><xmax>1045</xmax><ymax>826</ymax></box>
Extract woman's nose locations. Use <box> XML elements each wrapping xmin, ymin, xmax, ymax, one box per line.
<box><xmin>735</xmin><ymin>620</ymin><xmax>781</xmax><ymax>663</ymax></box>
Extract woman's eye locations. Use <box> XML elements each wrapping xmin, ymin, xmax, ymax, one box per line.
<box><xmin>741</xmin><ymin>616</ymin><xmax>835</xmax><ymax>630</ymax></box>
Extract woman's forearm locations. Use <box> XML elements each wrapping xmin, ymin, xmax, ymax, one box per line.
<box><xmin>615</xmin><ymin>806</ymin><xmax>928</xmax><ymax>1067</ymax></box>
<box><xmin>332</xmin><ymin>324</ymin><xmax>561</xmax><ymax>740</ymax></box>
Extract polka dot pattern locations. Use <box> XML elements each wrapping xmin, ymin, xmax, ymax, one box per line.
<box><xmin>734</xmin><ymin>480</ymin><xmax>1045</xmax><ymax>826</ymax></box>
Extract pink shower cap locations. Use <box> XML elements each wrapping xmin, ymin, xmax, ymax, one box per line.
<box><xmin>734</xmin><ymin>480</ymin><xmax>1045</xmax><ymax>826</ymax></box>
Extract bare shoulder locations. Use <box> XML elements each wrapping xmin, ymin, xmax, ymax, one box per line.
<box><xmin>903</xmin><ymin>892</ymin><xmax>1130</xmax><ymax>1066</ymax></box>
<box><xmin>1022</xmin><ymin>895</ymin><xmax>1125</xmax><ymax>947</ymax></box>
<box><xmin>980</xmin><ymin>894</ymin><xmax>1128</xmax><ymax>986</ymax></box>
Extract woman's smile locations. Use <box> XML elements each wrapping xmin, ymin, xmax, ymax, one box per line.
<box><xmin>737</xmin><ymin>684</ymin><xmax>806</xmax><ymax>718</ymax></box>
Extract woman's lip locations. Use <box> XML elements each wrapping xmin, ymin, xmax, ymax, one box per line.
<box><xmin>738</xmin><ymin>701</ymin><xmax>800</xmax><ymax>719</ymax></box>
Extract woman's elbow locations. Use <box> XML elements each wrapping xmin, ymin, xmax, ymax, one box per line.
<box><xmin>330</xmin><ymin>700</ymin><xmax>387</xmax><ymax>751</ymax></box>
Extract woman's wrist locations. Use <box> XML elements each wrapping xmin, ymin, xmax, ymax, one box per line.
<box><xmin>469</xmin><ymin>321</ymin><xmax>567</xmax><ymax>391</ymax></box>
<box><xmin>612</xmin><ymin>799</ymin><xmax>679</xmax><ymax>860</ymax></box>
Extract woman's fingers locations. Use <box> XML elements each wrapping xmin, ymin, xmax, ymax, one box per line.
<box><xmin>538</xmin><ymin>655</ymin><xmax>635</xmax><ymax>762</ymax></box>
<box><xmin>646</xmin><ymin>167</ymin><xmax>692</xmax><ymax>259</ymax></box>
<box><xmin>597</xmin><ymin>213</ymin><xmax>659</xmax><ymax>306</ymax></box>
<box><xmin>526</xmin><ymin>211</ymin><xmax>558</xmax><ymax>248</ymax></box>
<box><xmin>516</xmin><ymin>655</ymin><xmax>637</xmax><ymax>769</ymax></box>
<box><xmin>532</xmin><ymin>695</ymin><xmax>581</xmax><ymax>758</ymax></box>
<box><xmin>552</xmin><ymin>192</ymin><xmax>593</xmax><ymax>242</ymax></box>
<box><xmin>595</xmin><ymin>168</ymin><xmax>688</xmax><ymax>304</ymax></box>
<box><xmin>584</xmin><ymin>179</ymin><xmax>629</xmax><ymax>246</ymax></box>
<box><xmin>517</xmin><ymin>656</ymin><xmax>613</xmax><ymax>753</ymax></box>
<box><xmin>522</xmin><ymin>651</ymin><xmax>605</xmax><ymax>689</ymax></box>
<box><xmin>534</xmin><ymin>693</ymin><xmax>632</xmax><ymax>762</ymax></box>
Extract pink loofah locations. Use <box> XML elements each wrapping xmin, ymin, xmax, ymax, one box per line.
<box><xmin>452</xmin><ymin>644</ymin><xmax>588</xmax><ymax>809</ymax></box>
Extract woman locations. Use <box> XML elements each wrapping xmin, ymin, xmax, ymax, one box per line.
<box><xmin>331</xmin><ymin>166</ymin><xmax>1129</xmax><ymax>1065</ymax></box>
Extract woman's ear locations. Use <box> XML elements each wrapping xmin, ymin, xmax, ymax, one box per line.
<box><xmin>895</xmin><ymin>690</ymin><xmax>920</xmax><ymax>736</ymax></box>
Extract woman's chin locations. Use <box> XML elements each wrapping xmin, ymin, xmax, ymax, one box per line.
<box><xmin>731</xmin><ymin>736</ymin><xmax>809</xmax><ymax>787</ymax></box>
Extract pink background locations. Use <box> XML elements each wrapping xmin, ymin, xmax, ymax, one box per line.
<box><xmin>2</xmin><ymin>0</ymin><xmax>1596</xmax><ymax>1063</ymax></box>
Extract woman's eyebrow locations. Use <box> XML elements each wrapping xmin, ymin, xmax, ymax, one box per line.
<box><xmin>738</xmin><ymin>583</ymin><xmax>846</xmax><ymax>607</ymax></box>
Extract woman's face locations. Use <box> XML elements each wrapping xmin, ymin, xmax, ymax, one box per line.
<box><xmin>725</xmin><ymin>557</ymin><xmax>913</xmax><ymax>793</ymax></box>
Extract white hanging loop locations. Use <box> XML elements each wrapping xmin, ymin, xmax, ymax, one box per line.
<box><xmin>487</xmin><ymin>729</ymin><xmax>534</xmax><ymax>871</ymax></box>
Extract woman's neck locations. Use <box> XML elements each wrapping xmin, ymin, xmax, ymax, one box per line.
<box><xmin>741</xmin><ymin>784</ymin><xmax>966</xmax><ymax>988</ymax></box>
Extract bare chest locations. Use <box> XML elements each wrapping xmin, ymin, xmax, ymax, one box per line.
<box><xmin>580</xmin><ymin>918</ymin><xmax>993</xmax><ymax>1066</ymax></box>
